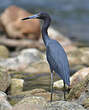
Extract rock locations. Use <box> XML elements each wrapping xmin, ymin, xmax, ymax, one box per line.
<box><xmin>11</xmin><ymin>78</ymin><xmax>24</xmax><ymax>95</ymax></box>
<box><xmin>0</xmin><ymin>5</ymin><xmax>40</xmax><ymax>40</ymax></box>
<box><xmin>0</xmin><ymin>48</ymin><xmax>44</xmax><ymax>71</ymax></box>
<box><xmin>54</xmin><ymin>78</ymin><xmax>71</xmax><ymax>89</ymax></box>
<box><xmin>82</xmin><ymin>98</ymin><xmax>89</xmax><ymax>109</ymax></box>
<box><xmin>80</xmin><ymin>47</ymin><xmax>89</xmax><ymax>66</ymax></box>
<box><xmin>0</xmin><ymin>67</ymin><xmax>11</xmax><ymax>92</ymax></box>
<box><xmin>67</xmin><ymin>48</ymin><xmax>84</xmax><ymax>71</ymax></box>
<box><xmin>70</xmin><ymin>67</ymin><xmax>89</xmax><ymax>88</ymax></box>
<box><xmin>20</xmin><ymin>48</ymin><xmax>44</xmax><ymax>61</ymax></box>
<box><xmin>0</xmin><ymin>45</ymin><xmax>9</xmax><ymax>58</ymax></box>
<box><xmin>12</xmin><ymin>96</ymin><xmax>47</xmax><ymax>110</ymax></box>
<box><xmin>0</xmin><ymin>91</ymin><xmax>7</xmax><ymax>101</ymax></box>
<box><xmin>0</xmin><ymin>48</ymin><xmax>50</xmax><ymax>74</ymax></box>
<box><xmin>0</xmin><ymin>91</ymin><xmax>12</xmax><ymax>110</ymax></box>
<box><xmin>24</xmin><ymin>60</ymin><xmax>50</xmax><ymax>73</ymax></box>
<box><xmin>67</xmin><ymin>70</ymin><xmax>89</xmax><ymax>100</ymax></box>
<box><xmin>65</xmin><ymin>68</ymin><xmax>89</xmax><ymax>108</ymax></box>
<box><xmin>17</xmin><ymin>96</ymin><xmax>47</xmax><ymax>105</ymax></box>
<box><xmin>45</xmin><ymin>101</ymin><xmax>86</xmax><ymax>110</ymax></box>
<box><xmin>12</xmin><ymin>103</ymin><xmax>43</xmax><ymax>110</ymax></box>
<box><xmin>9</xmin><ymin>88</ymin><xmax>59</xmax><ymax>105</ymax></box>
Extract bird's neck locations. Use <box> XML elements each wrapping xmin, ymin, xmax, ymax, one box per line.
<box><xmin>42</xmin><ymin>17</ymin><xmax>51</xmax><ymax>46</ymax></box>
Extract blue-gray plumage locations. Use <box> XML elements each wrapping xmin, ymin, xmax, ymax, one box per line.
<box><xmin>46</xmin><ymin>39</ymin><xmax>70</xmax><ymax>86</ymax></box>
<box><xmin>22</xmin><ymin>12</ymin><xmax>70</xmax><ymax>101</ymax></box>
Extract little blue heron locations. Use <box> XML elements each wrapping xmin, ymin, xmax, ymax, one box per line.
<box><xmin>22</xmin><ymin>12</ymin><xmax>70</xmax><ymax>101</ymax></box>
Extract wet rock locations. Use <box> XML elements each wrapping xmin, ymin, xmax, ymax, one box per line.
<box><xmin>0</xmin><ymin>5</ymin><xmax>40</xmax><ymax>40</ymax></box>
<box><xmin>11</xmin><ymin>78</ymin><xmax>24</xmax><ymax>95</ymax></box>
<box><xmin>0</xmin><ymin>67</ymin><xmax>11</xmax><ymax>92</ymax></box>
<box><xmin>0</xmin><ymin>91</ymin><xmax>12</xmax><ymax>110</ymax></box>
<box><xmin>45</xmin><ymin>101</ymin><xmax>86</xmax><ymax>110</ymax></box>
<box><xmin>9</xmin><ymin>88</ymin><xmax>59</xmax><ymax>105</ymax></box>
<box><xmin>0</xmin><ymin>45</ymin><xmax>9</xmax><ymax>58</ymax></box>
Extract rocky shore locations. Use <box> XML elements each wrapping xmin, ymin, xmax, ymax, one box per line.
<box><xmin>0</xmin><ymin>5</ymin><xmax>89</xmax><ymax>110</ymax></box>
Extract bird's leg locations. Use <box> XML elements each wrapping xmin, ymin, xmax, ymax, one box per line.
<box><xmin>63</xmin><ymin>81</ymin><xmax>66</xmax><ymax>101</ymax></box>
<box><xmin>50</xmin><ymin>71</ymin><xmax>53</xmax><ymax>102</ymax></box>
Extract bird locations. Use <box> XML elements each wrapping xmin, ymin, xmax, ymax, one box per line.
<box><xmin>22</xmin><ymin>12</ymin><xmax>70</xmax><ymax>101</ymax></box>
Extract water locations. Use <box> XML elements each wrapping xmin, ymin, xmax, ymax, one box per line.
<box><xmin>11</xmin><ymin>72</ymin><xmax>59</xmax><ymax>91</ymax></box>
<box><xmin>0</xmin><ymin>0</ymin><xmax>89</xmax><ymax>43</ymax></box>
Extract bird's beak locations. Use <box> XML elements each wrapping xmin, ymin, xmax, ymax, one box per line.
<box><xmin>21</xmin><ymin>14</ymin><xmax>39</xmax><ymax>20</ymax></box>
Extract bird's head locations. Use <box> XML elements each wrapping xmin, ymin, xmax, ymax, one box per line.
<box><xmin>21</xmin><ymin>12</ymin><xmax>50</xmax><ymax>20</ymax></box>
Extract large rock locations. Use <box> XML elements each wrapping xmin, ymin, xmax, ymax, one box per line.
<box><xmin>0</xmin><ymin>67</ymin><xmax>11</xmax><ymax>92</ymax></box>
<box><xmin>0</xmin><ymin>5</ymin><xmax>40</xmax><ymax>40</ymax></box>
<box><xmin>0</xmin><ymin>45</ymin><xmax>10</xmax><ymax>58</ymax></box>
<box><xmin>12</xmin><ymin>96</ymin><xmax>47</xmax><ymax>110</ymax></box>
<box><xmin>0</xmin><ymin>91</ymin><xmax>12</xmax><ymax>110</ymax></box>
<box><xmin>0</xmin><ymin>48</ymin><xmax>45</xmax><ymax>71</ymax></box>
<box><xmin>12</xmin><ymin>103</ymin><xmax>43</xmax><ymax>110</ymax></box>
<box><xmin>67</xmin><ymin>70</ymin><xmax>89</xmax><ymax>101</ymax></box>
<box><xmin>70</xmin><ymin>67</ymin><xmax>89</xmax><ymax>88</ymax></box>
<box><xmin>46</xmin><ymin>101</ymin><xmax>86</xmax><ymax>110</ymax></box>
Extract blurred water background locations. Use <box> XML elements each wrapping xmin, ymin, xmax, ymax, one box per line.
<box><xmin>0</xmin><ymin>0</ymin><xmax>89</xmax><ymax>44</ymax></box>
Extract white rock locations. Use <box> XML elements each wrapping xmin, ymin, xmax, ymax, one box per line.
<box><xmin>11</xmin><ymin>78</ymin><xmax>24</xmax><ymax>95</ymax></box>
<box><xmin>0</xmin><ymin>91</ymin><xmax>12</xmax><ymax>110</ymax></box>
<box><xmin>46</xmin><ymin>101</ymin><xmax>86</xmax><ymax>110</ymax></box>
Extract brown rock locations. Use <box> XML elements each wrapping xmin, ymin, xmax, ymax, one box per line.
<box><xmin>0</xmin><ymin>5</ymin><xmax>40</xmax><ymax>40</ymax></box>
<box><xmin>67</xmin><ymin>68</ymin><xmax>89</xmax><ymax>100</ymax></box>
<box><xmin>70</xmin><ymin>67</ymin><xmax>89</xmax><ymax>88</ymax></box>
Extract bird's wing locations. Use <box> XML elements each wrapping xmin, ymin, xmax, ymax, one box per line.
<box><xmin>46</xmin><ymin>40</ymin><xmax>70</xmax><ymax>85</ymax></box>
